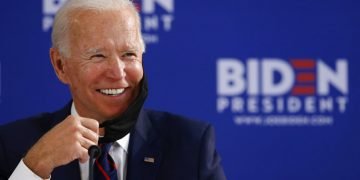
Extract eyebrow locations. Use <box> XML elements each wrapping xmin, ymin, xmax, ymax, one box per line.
<box><xmin>123</xmin><ymin>47</ymin><xmax>140</xmax><ymax>53</ymax></box>
<box><xmin>123</xmin><ymin>41</ymin><xmax>141</xmax><ymax>52</ymax></box>
<box><xmin>84</xmin><ymin>48</ymin><xmax>104</xmax><ymax>55</ymax></box>
<box><xmin>81</xmin><ymin>45</ymin><xmax>140</xmax><ymax>58</ymax></box>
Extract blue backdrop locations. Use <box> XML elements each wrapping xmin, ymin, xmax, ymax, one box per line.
<box><xmin>1</xmin><ymin>0</ymin><xmax>359</xmax><ymax>179</ymax></box>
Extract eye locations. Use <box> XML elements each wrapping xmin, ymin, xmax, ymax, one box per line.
<box><xmin>122</xmin><ymin>52</ymin><xmax>138</xmax><ymax>61</ymax></box>
<box><xmin>90</xmin><ymin>54</ymin><xmax>106</xmax><ymax>60</ymax></box>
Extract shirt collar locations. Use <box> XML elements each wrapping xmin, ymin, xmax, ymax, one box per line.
<box><xmin>70</xmin><ymin>102</ymin><xmax>130</xmax><ymax>152</ymax></box>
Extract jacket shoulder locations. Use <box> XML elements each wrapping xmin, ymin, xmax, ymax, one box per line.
<box><xmin>0</xmin><ymin>113</ymin><xmax>52</xmax><ymax>141</ymax></box>
<box><xmin>0</xmin><ymin>113</ymin><xmax>54</xmax><ymax>179</ymax></box>
<box><xmin>144</xmin><ymin>109</ymin><xmax>211</xmax><ymax>137</ymax></box>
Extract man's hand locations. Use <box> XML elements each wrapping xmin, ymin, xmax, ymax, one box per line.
<box><xmin>23</xmin><ymin>115</ymin><xmax>99</xmax><ymax>178</ymax></box>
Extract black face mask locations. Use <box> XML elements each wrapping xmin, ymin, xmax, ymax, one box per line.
<box><xmin>99</xmin><ymin>75</ymin><xmax>148</xmax><ymax>143</ymax></box>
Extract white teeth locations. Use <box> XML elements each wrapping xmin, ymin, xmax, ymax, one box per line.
<box><xmin>99</xmin><ymin>88</ymin><xmax>124</xmax><ymax>96</ymax></box>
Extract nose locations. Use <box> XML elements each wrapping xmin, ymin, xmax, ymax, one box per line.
<box><xmin>106</xmin><ymin>57</ymin><xmax>126</xmax><ymax>79</ymax></box>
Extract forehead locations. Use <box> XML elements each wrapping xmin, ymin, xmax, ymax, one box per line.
<box><xmin>70</xmin><ymin>8</ymin><xmax>137</xmax><ymax>28</ymax></box>
<box><xmin>67</xmin><ymin>9</ymin><xmax>140</xmax><ymax>50</ymax></box>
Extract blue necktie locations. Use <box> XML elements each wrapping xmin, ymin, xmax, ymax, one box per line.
<box><xmin>93</xmin><ymin>143</ymin><xmax>118</xmax><ymax>180</ymax></box>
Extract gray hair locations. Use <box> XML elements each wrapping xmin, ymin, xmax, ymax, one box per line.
<box><xmin>52</xmin><ymin>0</ymin><xmax>145</xmax><ymax>57</ymax></box>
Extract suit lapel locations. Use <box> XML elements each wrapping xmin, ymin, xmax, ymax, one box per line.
<box><xmin>127</xmin><ymin>109</ymin><xmax>162</xmax><ymax>180</ymax></box>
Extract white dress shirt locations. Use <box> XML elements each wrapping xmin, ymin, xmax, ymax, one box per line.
<box><xmin>9</xmin><ymin>103</ymin><xmax>130</xmax><ymax>180</ymax></box>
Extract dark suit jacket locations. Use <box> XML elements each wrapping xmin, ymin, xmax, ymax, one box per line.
<box><xmin>0</xmin><ymin>103</ymin><xmax>226</xmax><ymax>180</ymax></box>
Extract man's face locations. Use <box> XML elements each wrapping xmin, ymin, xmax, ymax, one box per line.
<box><xmin>56</xmin><ymin>9</ymin><xmax>143</xmax><ymax>122</ymax></box>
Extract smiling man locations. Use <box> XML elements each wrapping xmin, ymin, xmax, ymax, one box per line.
<box><xmin>0</xmin><ymin>0</ymin><xmax>226</xmax><ymax>180</ymax></box>
<box><xmin>51</xmin><ymin>8</ymin><xmax>144</xmax><ymax>123</ymax></box>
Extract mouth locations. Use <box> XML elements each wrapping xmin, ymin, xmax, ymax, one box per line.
<box><xmin>97</xmin><ymin>88</ymin><xmax>125</xmax><ymax>96</ymax></box>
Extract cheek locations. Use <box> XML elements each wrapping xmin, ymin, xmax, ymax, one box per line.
<box><xmin>68</xmin><ymin>63</ymin><xmax>102</xmax><ymax>87</ymax></box>
<box><xmin>127</xmin><ymin>63</ymin><xmax>144</xmax><ymax>82</ymax></box>
<box><xmin>67</xmin><ymin>69</ymin><xmax>83</xmax><ymax>91</ymax></box>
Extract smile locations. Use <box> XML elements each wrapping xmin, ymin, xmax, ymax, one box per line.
<box><xmin>97</xmin><ymin>88</ymin><xmax>125</xmax><ymax>96</ymax></box>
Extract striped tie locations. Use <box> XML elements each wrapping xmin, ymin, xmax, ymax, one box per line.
<box><xmin>93</xmin><ymin>143</ymin><xmax>118</xmax><ymax>180</ymax></box>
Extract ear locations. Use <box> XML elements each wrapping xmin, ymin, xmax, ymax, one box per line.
<box><xmin>50</xmin><ymin>48</ymin><xmax>69</xmax><ymax>84</ymax></box>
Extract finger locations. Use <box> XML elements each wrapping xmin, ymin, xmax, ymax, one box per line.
<box><xmin>79</xmin><ymin>135</ymin><xmax>97</xmax><ymax>150</ymax></box>
<box><xmin>81</xmin><ymin>126</ymin><xmax>99</xmax><ymax>144</ymax></box>
<box><xmin>80</xmin><ymin>118</ymin><xmax>99</xmax><ymax>134</ymax></box>
<box><xmin>78</xmin><ymin>147</ymin><xmax>90</xmax><ymax>163</ymax></box>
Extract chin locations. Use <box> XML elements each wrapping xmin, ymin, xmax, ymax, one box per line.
<box><xmin>102</xmin><ymin>109</ymin><xmax>126</xmax><ymax>120</ymax></box>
